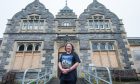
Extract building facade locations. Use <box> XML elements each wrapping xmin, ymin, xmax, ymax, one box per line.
<box><xmin>0</xmin><ymin>38</ymin><xmax>2</xmax><ymax>46</ymax></box>
<box><xmin>0</xmin><ymin>0</ymin><xmax>140</xmax><ymax>79</ymax></box>
<box><xmin>128</xmin><ymin>37</ymin><xmax>140</xmax><ymax>75</ymax></box>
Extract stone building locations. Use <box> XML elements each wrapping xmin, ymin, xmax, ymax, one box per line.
<box><xmin>0</xmin><ymin>0</ymin><xmax>140</xmax><ymax>79</ymax></box>
<box><xmin>0</xmin><ymin>38</ymin><xmax>2</xmax><ymax>46</ymax></box>
<box><xmin>128</xmin><ymin>37</ymin><xmax>140</xmax><ymax>75</ymax></box>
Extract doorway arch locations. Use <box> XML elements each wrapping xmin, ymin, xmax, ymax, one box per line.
<box><xmin>52</xmin><ymin>41</ymin><xmax>80</xmax><ymax>77</ymax></box>
<box><xmin>57</xmin><ymin>46</ymin><xmax>65</xmax><ymax>77</ymax></box>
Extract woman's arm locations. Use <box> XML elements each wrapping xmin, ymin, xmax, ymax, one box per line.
<box><xmin>58</xmin><ymin>62</ymin><xmax>63</xmax><ymax>71</ymax></box>
<box><xmin>59</xmin><ymin>62</ymin><xmax>69</xmax><ymax>74</ymax></box>
<box><xmin>69</xmin><ymin>62</ymin><xmax>79</xmax><ymax>72</ymax></box>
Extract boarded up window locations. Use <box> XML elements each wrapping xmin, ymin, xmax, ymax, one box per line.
<box><xmin>12</xmin><ymin>52</ymin><xmax>41</xmax><ymax>70</ymax></box>
<box><xmin>92</xmin><ymin>51</ymin><xmax>119</xmax><ymax>68</ymax></box>
<box><xmin>92</xmin><ymin>52</ymin><xmax>102</xmax><ymax>67</ymax></box>
<box><xmin>12</xmin><ymin>52</ymin><xmax>24</xmax><ymax>70</ymax></box>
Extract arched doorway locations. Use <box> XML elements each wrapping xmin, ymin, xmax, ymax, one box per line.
<box><xmin>58</xmin><ymin>46</ymin><xmax>65</xmax><ymax>77</ymax></box>
<box><xmin>52</xmin><ymin>41</ymin><xmax>80</xmax><ymax>77</ymax></box>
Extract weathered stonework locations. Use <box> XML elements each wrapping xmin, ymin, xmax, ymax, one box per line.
<box><xmin>0</xmin><ymin>0</ymin><xmax>138</xmax><ymax>80</ymax></box>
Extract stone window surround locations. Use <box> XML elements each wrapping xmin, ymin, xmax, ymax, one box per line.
<box><xmin>20</xmin><ymin>14</ymin><xmax>47</xmax><ymax>32</ymax></box>
<box><xmin>92</xmin><ymin>40</ymin><xmax>115</xmax><ymax>51</ymax></box>
<box><xmin>87</xmin><ymin>14</ymin><xmax>112</xmax><ymax>30</ymax></box>
<box><xmin>8</xmin><ymin>41</ymin><xmax>44</xmax><ymax>71</ymax></box>
<box><xmin>90</xmin><ymin>40</ymin><xmax>121</xmax><ymax>68</ymax></box>
<box><xmin>17</xmin><ymin>42</ymin><xmax>42</xmax><ymax>51</ymax></box>
<box><xmin>62</xmin><ymin>21</ymin><xmax>71</xmax><ymax>27</ymax></box>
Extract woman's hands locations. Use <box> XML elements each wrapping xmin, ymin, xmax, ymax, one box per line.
<box><xmin>59</xmin><ymin>62</ymin><xmax>71</xmax><ymax>74</ymax></box>
<box><xmin>59</xmin><ymin>62</ymin><xmax>79</xmax><ymax>74</ymax></box>
<box><xmin>61</xmin><ymin>68</ymin><xmax>70</xmax><ymax>74</ymax></box>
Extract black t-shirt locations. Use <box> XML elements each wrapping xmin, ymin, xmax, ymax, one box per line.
<box><xmin>59</xmin><ymin>52</ymin><xmax>81</xmax><ymax>81</ymax></box>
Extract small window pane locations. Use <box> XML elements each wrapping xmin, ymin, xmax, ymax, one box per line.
<box><xmin>99</xmin><ymin>16</ymin><xmax>103</xmax><ymax>19</ymax></box>
<box><xmin>108</xmin><ymin>44</ymin><xmax>113</xmax><ymax>50</ymax></box>
<box><xmin>28</xmin><ymin>20</ymin><xmax>33</xmax><ymax>30</ymax></box>
<box><xmin>105</xmin><ymin>24</ymin><xmax>109</xmax><ymax>28</ymax></box>
<box><xmin>30</xmin><ymin>16</ymin><xmax>34</xmax><ymax>20</ymax></box>
<box><xmin>100</xmin><ymin>43</ymin><xmax>106</xmax><ymax>50</ymax></box>
<box><xmin>100</xmin><ymin>24</ymin><xmax>104</xmax><ymax>29</ymax></box>
<box><xmin>18</xmin><ymin>45</ymin><xmax>24</xmax><ymax>51</ymax></box>
<box><xmin>94</xmin><ymin>16</ymin><xmax>98</xmax><ymax>19</ymax></box>
<box><xmin>95</xmin><ymin>24</ymin><xmax>99</xmax><ymax>29</ymax></box>
<box><xmin>94</xmin><ymin>20</ymin><xmax>99</xmax><ymax>29</ymax></box>
<box><xmin>89</xmin><ymin>20</ymin><xmax>93</xmax><ymax>22</ymax></box>
<box><xmin>34</xmin><ymin>20</ymin><xmax>39</xmax><ymax>30</ymax></box>
<box><xmin>35</xmin><ymin>16</ymin><xmax>39</xmax><ymax>20</ymax></box>
<box><xmin>22</xmin><ymin>21</ymin><xmax>28</xmax><ymax>30</ymax></box>
<box><xmin>89</xmin><ymin>20</ymin><xmax>93</xmax><ymax>26</ymax></box>
<box><xmin>63</xmin><ymin>22</ymin><xmax>70</xmax><ymax>26</ymax></box>
<box><xmin>27</xmin><ymin>44</ymin><xmax>33</xmax><ymax>51</ymax></box>
<box><xmin>93</xmin><ymin>43</ymin><xmax>98</xmax><ymax>50</ymax></box>
<box><xmin>39</xmin><ymin>21</ymin><xmax>44</xmax><ymax>30</ymax></box>
<box><xmin>105</xmin><ymin>20</ymin><xmax>109</xmax><ymax>22</ymax></box>
<box><xmin>98</xmin><ymin>21</ymin><xmax>104</xmax><ymax>29</ymax></box>
<box><xmin>105</xmin><ymin>22</ymin><xmax>110</xmax><ymax>29</ymax></box>
<box><xmin>35</xmin><ymin>44</ymin><xmax>41</xmax><ymax>51</ymax></box>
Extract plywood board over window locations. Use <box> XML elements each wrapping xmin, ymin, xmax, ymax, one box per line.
<box><xmin>108</xmin><ymin>51</ymin><xmax>119</xmax><ymax>68</ymax></box>
<box><xmin>100</xmin><ymin>52</ymin><xmax>110</xmax><ymax>67</ymax></box>
<box><xmin>22</xmin><ymin>52</ymin><xmax>32</xmax><ymax>70</ymax></box>
<box><xmin>12</xmin><ymin>52</ymin><xmax>24</xmax><ymax>70</ymax></box>
<box><xmin>92</xmin><ymin>52</ymin><xmax>102</xmax><ymax>67</ymax></box>
<box><xmin>92</xmin><ymin>51</ymin><xmax>119</xmax><ymax>68</ymax></box>
<box><xmin>12</xmin><ymin>52</ymin><xmax>41</xmax><ymax>71</ymax></box>
<box><xmin>32</xmin><ymin>52</ymin><xmax>41</xmax><ymax>68</ymax></box>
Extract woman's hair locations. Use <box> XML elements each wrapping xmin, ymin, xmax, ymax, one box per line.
<box><xmin>64</xmin><ymin>43</ymin><xmax>74</xmax><ymax>52</ymax></box>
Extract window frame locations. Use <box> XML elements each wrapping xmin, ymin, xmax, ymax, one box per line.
<box><xmin>88</xmin><ymin>15</ymin><xmax>112</xmax><ymax>30</ymax></box>
<box><xmin>62</xmin><ymin>22</ymin><xmax>71</xmax><ymax>27</ymax></box>
<box><xmin>11</xmin><ymin>41</ymin><xmax>43</xmax><ymax>71</ymax></box>
<box><xmin>92</xmin><ymin>41</ymin><xmax>115</xmax><ymax>51</ymax></box>
<box><xmin>20</xmin><ymin>14</ymin><xmax>46</xmax><ymax>32</ymax></box>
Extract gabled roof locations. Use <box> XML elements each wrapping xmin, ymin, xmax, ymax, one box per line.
<box><xmin>12</xmin><ymin>0</ymin><xmax>54</xmax><ymax>21</ymax></box>
<box><xmin>79</xmin><ymin>0</ymin><xmax>120</xmax><ymax>29</ymax></box>
<box><xmin>56</xmin><ymin>4</ymin><xmax>77</xmax><ymax>19</ymax></box>
<box><xmin>60</xmin><ymin>6</ymin><xmax>73</xmax><ymax>13</ymax></box>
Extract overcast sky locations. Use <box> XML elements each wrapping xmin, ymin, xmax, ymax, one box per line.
<box><xmin>0</xmin><ymin>0</ymin><xmax>140</xmax><ymax>38</ymax></box>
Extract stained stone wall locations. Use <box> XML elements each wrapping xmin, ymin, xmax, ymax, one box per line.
<box><xmin>0</xmin><ymin>0</ymin><xmax>133</xmax><ymax>80</ymax></box>
<box><xmin>0</xmin><ymin>38</ymin><xmax>2</xmax><ymax>48</ymax></box>
<box><xmin>128</xmin><ymin>38</ymin><xmax>140</xmax><ymax>75</ymax></box>
<box><xmin>0</xmin><ymin>0</ymin><xmax>55</xmax><ymax>79</ymax></box>
<box><xmin>0</xmin><ymin>34</ymin><xmax>56</xmax><ymax>79</ymax></box>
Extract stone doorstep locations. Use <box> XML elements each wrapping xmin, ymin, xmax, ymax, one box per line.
<box><xmin>47</xmin><ymin>78</ymin><xmax>88</xmax><ymax>84</ymax></box>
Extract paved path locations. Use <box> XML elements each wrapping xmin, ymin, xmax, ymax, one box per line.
<box><xmin>47</xmin><ymin>78</ymin><xmax>89</xmax><ymax>84</ymax></box>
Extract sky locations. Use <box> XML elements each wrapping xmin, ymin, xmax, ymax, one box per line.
<box><xmin>0</xmin><ymin>0</ymin><xmax>140</xmax><ymax>38</ymax></box>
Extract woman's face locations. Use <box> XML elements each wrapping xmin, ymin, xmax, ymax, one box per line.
<box><xmin>65</xmin><ymin>44</ymin><xmax>72</xmax><ymax>52</ymax></box>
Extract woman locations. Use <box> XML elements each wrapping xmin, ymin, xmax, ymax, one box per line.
<box><xmin>58</xmin><ymin>43</ymin><xmax>81</xmax><ymax>84</ymax></box>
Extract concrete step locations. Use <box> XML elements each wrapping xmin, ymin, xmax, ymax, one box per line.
<box><xmin>47</xmin><ymin>78</ymin><xmax>59</xmax><ymax>84</ymax></box>
<box><xmin>47</xmin><ymin>78</ymin><xmax>89</xmax><ymax>84</ymax></box>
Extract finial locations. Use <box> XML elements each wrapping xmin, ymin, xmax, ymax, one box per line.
<box><xmin>66</xmin><ymin>0</ymin><xmax>68</xmax><ymax>6</ymax></box>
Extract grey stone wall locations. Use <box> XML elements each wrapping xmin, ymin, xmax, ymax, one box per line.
<box><xmin>0</xmin><ymin>0</ymin><xmax>132</xmax><ymax>80</ymax></box>
<box><xmin>0</xmin><ymin>39</ymin><xmax>2</xmax><ymax>46</ymax></box>
<box><xmin>0</xmin><ymin>34</ymin><xmax>56</xmax><ymax>79</ymax></box>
